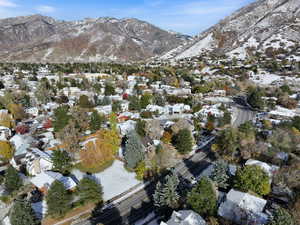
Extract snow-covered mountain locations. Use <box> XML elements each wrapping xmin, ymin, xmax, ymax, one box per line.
<box><xmin>161</xmin><ymin>0</ymin><xmax>300</xmax><ymax>60</ymax></box>
<box><xmin>0</xmin><ymin>15</ymin><xmax>190</xmax><ymax>63</ymax></box>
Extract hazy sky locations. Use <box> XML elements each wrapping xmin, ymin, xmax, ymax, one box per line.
<box><xmin>0</xmin><ymin>0</ymin><xmax>256</xmax><ymax>35</ymax></box>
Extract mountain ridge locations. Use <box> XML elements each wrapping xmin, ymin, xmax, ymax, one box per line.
<box><xmin>0</xmin><ymin>14</ymin><xmax>191</xmax><ymax>63</ymax></box>
<box><xmin>161</xmin><ymin>0</ymin><xmax>300</xmax><ymax>60</ymax></box>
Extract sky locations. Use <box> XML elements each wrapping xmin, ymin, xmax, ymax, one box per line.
<box><xmin>0</xmin><ymin>0</ymin><xmax>256</xmax><ymax>35</ymax></box>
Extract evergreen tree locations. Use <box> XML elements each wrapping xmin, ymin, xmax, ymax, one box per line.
<box><xmin>104</xmin><ymin>83</ymin><xmax>115</xmax><ymax>96</ymax></box>
<box><xmin>53</xmin><ymin>106</ymin><xmax>71</xmax><ymax>132</ymax></box>
<box><xmin>153</xmin><ymin>173</ymin><xmax>179</xmax><ymax>209</ymax></box>
<box><xmin>77</xmin><ymin>177</ymin><xmax>103</xmax><ymax>204</ymax></box>
<box><xmin>172</xmin><ymin>129</ymin><xmax>193</xmax><ymax>154</ymax></box>
<box><xmin>112</xmin><ymin>101</ymin><xmax>122</xmax><ymax>113</ymax></box>
<box><xmin>46</xmin><ymin>181</ymin><xmax>72</xmax><ymax>217</ymax></box>
<box><xmin>187</xmin><ymin>177</ymin><xmax>217</xmax><ymax>216</ymax></box>
<box><xmin>124</xmin><ymin>131</ymin><xmax>145</xmax><ymax>169</ymax></box>
<box><xmin>51</xmin><ymin>150</ymin><xmax>72</xmax><ymax>174</ymax></box>
<box><xmin>268</xmin><ymin>207</ymin><xmax>294</xmax><ymax>225</ymax></box>
<box><xmin>128</xmin><ymin>96</ymin><xmax>141</xmax><ymax>111</ymax></box>
<box><xmin>247</xmin><ymin>88</ymin><xmax>264</xmax><ymax>110</ymax></box>
<box><xmin>10</xmin><ymin>200</ymin><xmax>39</xmax><ymax>225</ymax></box>
<box><xmin>4</xmin><ymin>166</ymin><xmax>22</xmax><ymax>193</ymax></box>
<box><xmin>135</xmin><ymin>119</ymin><xmax>146</xmax><ymax>137</ymax></box>
<box><xmin>90</xmin><ymin>111</ymin><xmax>104</xmax><ymax>132</ymax></box>
<box><xmin>210</xmin><ymin>161</ymin><xmax>230</xmax><ymax>189</ymax></box>
<box><xmin>140</xmin><ymin>93</ymin><xmax>152</xmax><ymax>109</ymax></box>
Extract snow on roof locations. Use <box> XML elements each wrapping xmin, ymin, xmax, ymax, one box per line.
<box><xmin>164</xmin><ymin>210</ymin><xmax>207</xmax><ymax>225</ymax></box>
<box><xmin>245</xmin><ymin>159</ymin><xmax>279</xmax><ymax>177</ymax></box>
<box><xmin>30</xmin><ymin>171</ymin><xmax>77</xmax><ymax>190</ymax></box>
<box><xmin>218</xmin><ymin>189</ymin><xmax>268</xmax><ymax>225</ymax></box>
<box><xmin>269</xmin><ymin>106</ymin><xmax>297</xmax><ymax>118</ymax></box>
<box><xmin>10</xmin><ymin>134</ymin><xmax>34</xmax><ymax>156</ymax></box>
<box><xmin>118</xmin><ymin>120</ymin><xmax>136</xmax><ymax>136</ymax></box>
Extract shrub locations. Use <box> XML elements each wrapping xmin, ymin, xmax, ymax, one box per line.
<box><xmin>234</xmin><ymin>165</ymin><xmax>271</xmax><ymax>196</ymax></box>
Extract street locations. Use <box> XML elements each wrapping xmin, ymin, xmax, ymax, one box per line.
<box><xmin>75</xmin><ymin>151</ymin><xmax>212</xmax><ymax>225</ymax></box>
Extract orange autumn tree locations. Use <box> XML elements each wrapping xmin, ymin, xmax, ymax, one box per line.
<box><xmin>80</xmin><ymin>129</ymin><xmax>121</xmax><ymax>169</ymax></box>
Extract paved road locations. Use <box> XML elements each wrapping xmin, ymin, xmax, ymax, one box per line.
<box><xmin>75</xmin><ymin>150</ymin><xmax>212</xmax><ymax>225</ymax></box>
<box><xmin>231</xmin><ymin>105</ymin><xmax>256</xmax><ymax>128</ymax></box>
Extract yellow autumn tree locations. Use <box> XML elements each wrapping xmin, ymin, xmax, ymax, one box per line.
<box><xmin>0</xmin><ymin>141</ymin><xmax>14</xmax><ymax>160</ymax></box>
<box><xmin>0</xmin><ymin>111</ymin><xmax>13</xmax><ymax>128</ymax></box>
<box><xmin>7</xmin><ymin>103</ymin><xmax>26</xmax><ymax>120</ymax></box>
<box><xmin>80</xmin><ymin>129</ymin><xmax>121</xmax><ymax>170</ymax></box>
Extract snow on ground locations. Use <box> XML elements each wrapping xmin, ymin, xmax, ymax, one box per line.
<box><xmin>250</xmin><ymin>73</ymin><xmax>282</xmax><ymax>85</ymax></box>
<box><xmin>72</xmin><ymin>160</ymin><xmax>141</xmax><ymax>201</ymax></box>
<box><xmin>176</xmin><ymin>33</ymin><xmax>213</xmax><ymax>59</ymax></box>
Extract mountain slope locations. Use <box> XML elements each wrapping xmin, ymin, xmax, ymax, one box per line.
<box><xmin>0</xmin><ymin>15</ymin><xmax>190</xmax><ymax>63</ymax></box>
<box><xmin>162</xmin><ymin>0</ymin><xmax>300</xmax><ymax>60</ymax></box>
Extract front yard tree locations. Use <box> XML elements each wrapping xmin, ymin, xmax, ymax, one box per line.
<box><xmin>10</xmin><ymin>200</ymin><xmax>38</xmax><ymax>225</ymax></box>
<box><xmin>5</xmin><ymin>166</ymin><xmax>22</xmax><ymax>193</ymax></box>
<box><xmin>90</xmin><ymin>111</ymin><xmax>104</xmax><ymax>132</ymax></box>
<box><xmin>53</xmin><ymin>105</ymin><xmax>71</xmax><ymax>132</ymax></box>
<box><xmin>153</xmin><ymin>173</ymin><xmax>180</xmax><ymax>210</ymax></box>
<box><xmin>77</xmin><ymin>177</ymin><xmax>103</xmax><ymax>204</ymax></box>
<box><xmin>104</xmin><ymin>82</ymin><xmax>115</xmax><ymax>96</ymax></box>
<box><xmin>247</xmin><ymin>87</ymin><xmax>264</xmax><ymax>110</ymax></box>
<box><xmin>51</xmin><ymin>150</ymin><xmax>72</xmax><ymax>174</ymax></box>
<box><xmin>124</xmin><ymin>131</ymin><xmax>145</xmax><ymax>169</ymax></box>
<box><xmin>268</xmin><ymin>207</ymin><xmax>295</xmax><ymax>225</ymax></box>
<box><xmin>210</xmin><ymin>161</ymin><xmax>230</xmax><ymax>189</ymax></box>
<box><xmin>234</xmin><ymin>165</ymin><xmax>271</xmax><ymax>196</ymax></box>
<box><xmin>187</xmin><ymin>177</ymin><xmax>217</xmax><ymax>216</ymax></box>
<box><xmin>0</xmin><ymin>141</ymin><xmax>13</xmax><ymax>160</ymax></box>
<box><xmin>140</xmin><ymin>93</ymin><xmax>152</xmax><ymax>109</ymax></box>
<box><xmin>172</xmin><ymin>129</ymin><xmax>193</xmax><ymax>154</ymax></box>
<box><xmin>46</xmin><ymin>181</ymin><xmax>72</xmax><ymax>217</ymax></box>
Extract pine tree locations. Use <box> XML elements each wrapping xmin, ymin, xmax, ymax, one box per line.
<box><xmin>172</xmin><ymin>129</ymin><xmax>193</xmax><ymax>154</ymax></box>
<box><xmin>4</xmin><ymin>166</ymin><xmax>22</xmax><ymax>193</ymax></box>
<box><xmin>162</xmin><ymin>174</ymin><xmax>180</xmax><ymax>209</ymax></box>
<box><xmin>77</xmin><ymin>177</ymin><xmax>103</xmax><ymax>204</ymax></box>
<box><xmin>187</xmin><ymin>177</ymin><xmax>217</xmax><ymax>216</ymax></box>
<box><xmin>153</xmin><ymin>173</ymin><xmax>179</xmax><ymax>209</ymax></box>
<box><xmin>51</xmin><ymin>150</ymin><xmax>72</xmax><ymax>174</ymax></box>
<box><xmin>90</xmin><ymin>111</ymin><xmax>104</xmax><ymax>132</ymax></box>
<box><xmin>10</xmin><ymin>200</ymin><xmax>39</xmax><ymax>225</ymax></box>
<box><xmin>153</xmin><ymin>181</ymin><xmax>164</xmax><ymax>208</ymax></box>
<box><xmin>46</xmin><ymin>181</ymin><xmax>72</xmax><ymax>217</ymax></box>
<box><xmin>124</xmin><ymin>131</ymin><xmax>145</xmax><ymax>169</ymax></box>
<box><xmin>210</xmin><ymin>161</ymin><xmax>230</xmax><ymax>189</ymax></box>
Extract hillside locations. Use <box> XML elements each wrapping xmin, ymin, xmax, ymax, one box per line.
<box><xmin>0</xmin><ymin>15</ymin><xmax>190</xmax><ymax>63</ymax></box>
<box><xmin>161</xmin><ymin>0</ymin><xmax>300</xmax><ymax>60</ymax></box>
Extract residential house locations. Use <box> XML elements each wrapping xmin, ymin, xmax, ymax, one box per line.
<box><xmin>161</xmin><ymin>210</ymin><xmax>207</xmax><ymax>225</ymax></box>
<box><xmin>25</xmin><ymin>148</ymin><xmax>53</xmax><ymax>176</ymax></box>
<box><xmin>218</xmin><ymin>189</ymin><xmax>268</xmax><ymax>225</ymax></box>
<box><xmin>30</xmin><ymin>171</ymin><xmax>77</xmax><ymax>193</ymax></box>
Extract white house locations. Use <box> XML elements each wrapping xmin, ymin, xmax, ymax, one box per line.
<box><xmin>25</xmin><ymin>148</ymin><xmax>53</xmax><ymax>176</ymax></box>
<box><xmin>161</xmin><ymin>210</ymin><xmax>207</xmax><ymax>225</ymax></box>
<box><xmin>30</xmin><ymin>171</ymin><xmax>77</xmax><ymax>192</ymax></box>
<box><xmin>218</xmin><ymin>189</ymin><xmax>268</xmax><ymax>225</ymax></box>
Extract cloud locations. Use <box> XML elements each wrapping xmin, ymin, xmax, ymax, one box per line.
<box><xmin>0</xmin><ymin>0</ymin><xmax>17</xmax><ymax>7</ymax></box>
<box><xmin>36</xmin><ymin>5</ymin><xmax>56</xmax><ymax>13</ymax></box>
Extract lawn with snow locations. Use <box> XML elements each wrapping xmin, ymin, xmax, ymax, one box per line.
<box><xmin>250</xmin><ymin>73</ymin><xmax>282</xmax><ymax>85</ymax></box>
<box><xmin>72</xmin><ymin>160</ymin><xmax>141</xmax><ymax>201</ymax></box>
